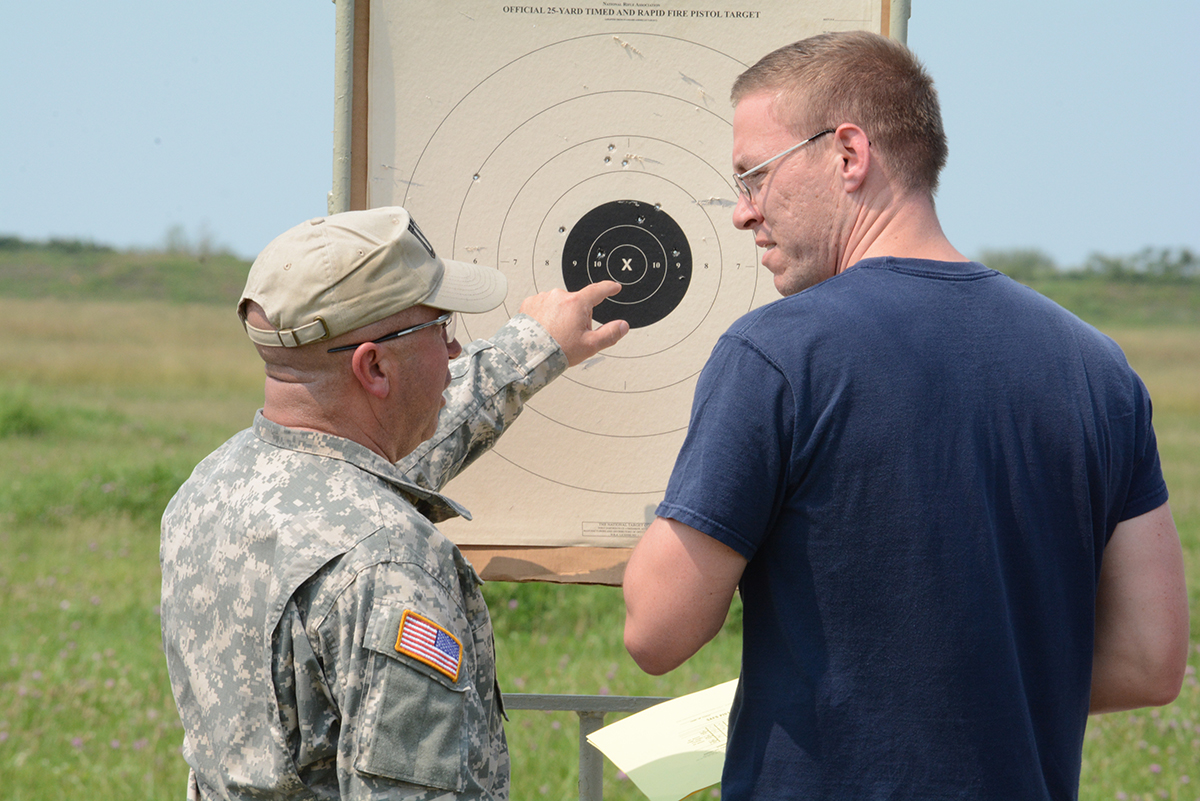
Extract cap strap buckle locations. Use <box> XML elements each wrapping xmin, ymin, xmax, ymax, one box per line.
<box><xmin>244</xmin><ymin>316</ymin><xmax>331</xmax><ymax>348</ymax></box>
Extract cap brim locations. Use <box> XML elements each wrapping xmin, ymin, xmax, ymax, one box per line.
<box><xmin>424</xmin><ymin>258</ymin><xmax>508</xmax><ymax>314</ymax></box>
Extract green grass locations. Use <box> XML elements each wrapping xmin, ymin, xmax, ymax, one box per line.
<box><xmin>1025</xmin><ymin>278</ymin><xmax>1200</xmax><ymax>327</ymax></box>
<box><xmin>0</xmin><ymin>256</ymin><xmax>1198</xmax><ymax>799</ymax></box>
<box><xmin>0</xmin><ymin>237</ymin><xmax>247</xmax><ymax>305</ymax></box>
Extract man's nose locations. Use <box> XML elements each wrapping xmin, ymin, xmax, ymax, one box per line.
<box><xmin>732</xmin><ymin>192</ymin><xmax>762</xmax><ymax>230</ymax></box>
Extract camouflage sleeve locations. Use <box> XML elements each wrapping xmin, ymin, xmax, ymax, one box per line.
<box><xmin>398</xmin><ymin>313</ymin><xmax>568</xmax><ymax>491</ymax></box>
<box><xmin>291</xmin><ymin>534</ymin><xmax>506</xmax><ymax>799</ymax></box>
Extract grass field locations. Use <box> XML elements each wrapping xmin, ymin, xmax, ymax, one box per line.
<box><xmin>1</xmin><ymin>273</ymin><xmax>1198</xmax><ymax>799</ymax></box>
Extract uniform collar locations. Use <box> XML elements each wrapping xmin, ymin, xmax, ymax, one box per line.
<box><xmin>251</xmin><ymin>410</ymin><xmax>472</xmax><ymax>523</ymax></box>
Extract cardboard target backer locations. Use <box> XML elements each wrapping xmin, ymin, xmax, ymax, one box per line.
<box><xmin>357</xmin><ymin>0</ymin><xmax>903</xmax><ymax>580</ymax></box>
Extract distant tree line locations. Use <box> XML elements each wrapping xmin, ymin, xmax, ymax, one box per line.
<box><xmin>979</xmin><ymin>247</ymin><xmax>1198</xmax><ymax>283</ymax></box>
<box><xmin>1</xmin><ymin>234</ymin><xmax>1196</xmax><ymax>283</ymax></box>
<box><xmin>0</xmin><ymin>235</ymin><xmax>116</xmax><ymax>255</ymax></box>
<box><xmin>0</xmin><ymin>223</ymin><xmax>232</xmax><ymax>260</ymax></box>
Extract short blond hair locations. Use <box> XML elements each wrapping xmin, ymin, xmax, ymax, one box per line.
<box><xmin>732</xmin><ymin>30</ymin><xmax>948</xmax><ymax>195</ymax></box>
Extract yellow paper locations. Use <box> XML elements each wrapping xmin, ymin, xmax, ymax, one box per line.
<box><xmin>587</xmin><ymin>679</ymin><xmax>738</xmax><ymax>801</ymax></box>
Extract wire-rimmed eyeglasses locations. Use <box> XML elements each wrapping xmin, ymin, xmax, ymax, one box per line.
<box><xmin>327</xmin><ymin>312</ymin><xmax>456</xmax><ymax>353</ymax></box>
<box><xmin>733</xmin><ymin>128</ymin><xmax>835</xmax><ymax>202</ymax></box>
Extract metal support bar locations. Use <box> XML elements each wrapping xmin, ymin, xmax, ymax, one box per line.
<box><xmin>578</xmin><ymin>711</ymin><xmax>605</xmax><ymax>800</ymax></box>
<box><xmin>504</xmin><ymin>693</ymin><xmax>671</xmax><ymax>801</ymax></box>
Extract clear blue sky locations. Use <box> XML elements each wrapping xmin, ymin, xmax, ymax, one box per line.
<box><xmin>3</xmin><ymin>1</ymin><xmax>1197</xmax><ymax>268</ymax></box>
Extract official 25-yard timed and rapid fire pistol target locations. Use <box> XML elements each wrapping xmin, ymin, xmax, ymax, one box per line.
<box><xmin>331</xmin><ymin>0</ymin><xmax>910</xmax><ymax>582</ymax></box>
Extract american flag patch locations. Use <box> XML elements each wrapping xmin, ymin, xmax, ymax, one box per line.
<box><xmin>395</xmin><ymin>610</ymin><xmax>462</xmax><ymax>682</ymax></box>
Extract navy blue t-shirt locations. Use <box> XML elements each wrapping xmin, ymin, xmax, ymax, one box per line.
<box><xmin>658</xmin><ymin>258</ymin><xmax>1167</xmax><ymax>801</ymax></box>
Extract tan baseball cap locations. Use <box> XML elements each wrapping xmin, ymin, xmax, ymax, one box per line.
<box><xmin>238</xmin><ymin>206</ymin><xmax>507</xmax><ymax>347</ymax></box>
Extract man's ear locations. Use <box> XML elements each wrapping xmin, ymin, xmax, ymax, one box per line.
<box><xmin>350</xmin><ymin>344</ymin><xmax>390</xmax><ymax>399</ymax></box>
<box><xmin>833</xmin><ymin>123</ymin><xmax>871</xmax><ymax>192</ymax></box>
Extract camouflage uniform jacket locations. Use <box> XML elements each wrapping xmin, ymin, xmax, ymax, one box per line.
<box><xmin>160</xmin><ymin>315</ymin><xmax>567</xmax><ymax>800</ymax></box>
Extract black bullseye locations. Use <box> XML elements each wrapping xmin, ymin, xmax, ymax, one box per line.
<box><xmin>562</xmin><ymin>199</ymin><xmax>691</xmax><ymax>328</ymax></box>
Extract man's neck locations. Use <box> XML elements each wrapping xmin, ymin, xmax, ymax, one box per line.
<box><xmin>838</xmin><ymin>187</ymin><xmax>967</xmax><ymax>272</ymax></box>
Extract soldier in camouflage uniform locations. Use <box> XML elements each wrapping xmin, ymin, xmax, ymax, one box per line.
<box><xmin>160</xmin><ymin>207</ymin><xmax>628</xmax><ymax>800</ymax></box>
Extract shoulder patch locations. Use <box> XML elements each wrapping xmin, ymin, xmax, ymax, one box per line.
<box><xmin>395</xmin><ymin>609</ymin><xmax>462</xmax><ymax>682</ymax></box>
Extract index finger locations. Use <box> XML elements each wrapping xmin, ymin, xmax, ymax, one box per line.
<box><xmin>575</xmin><ymin>280</ymin><xmax>623</xmax><ymax>308</ymax></box>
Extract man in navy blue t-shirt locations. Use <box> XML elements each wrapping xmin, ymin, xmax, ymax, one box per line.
<box><xmin>622</xmin><ymin>30</ymin><xmax>1188</xmax><ymax>801</ymax></box>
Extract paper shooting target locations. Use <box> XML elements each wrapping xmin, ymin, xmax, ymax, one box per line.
<box><xmin>377</xmin><ymin>32</ymin><xmax>772</xmax><ymax>500</ymax></box>
<box><xmin>361</xmin><ymin>3</ymin><xmax>897</xmax><ymax>550</ymax></box>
